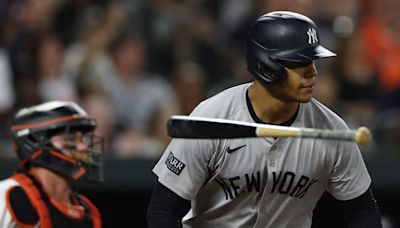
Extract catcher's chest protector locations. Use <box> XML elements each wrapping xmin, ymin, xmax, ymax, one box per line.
<box><xmin>10</xmin><ymin>173</ymin><xmax>101</xmax><ymax>228</ymax></box>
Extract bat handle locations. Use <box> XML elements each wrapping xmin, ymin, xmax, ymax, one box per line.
<box><xmin>355</xmin><ymin>127</ymin><xmax>371</xmax><ymax>145</ymax></box>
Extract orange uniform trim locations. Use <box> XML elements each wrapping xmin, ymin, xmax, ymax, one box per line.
<box><xmin>18</xmin><ymin>160</ymin><xmax>28</xmax><ymax>167</ymax></box>
<box><xmin>79</xmin><ymin>194</ymin><xmax>102</xmax><ymax>228</ymax></box>
<box><xmin>47</xmin><ymin>149</ymin><xmax>87</xmax><ymax>179</ymax></box>
<box><xmin>11</xmin><ymin>173</ymin><xmax>52</xmax><ymax>228</ymax></box>
<box><xmin>11</xmin><ymin>115</ymin><xmax>89</xmax><ymax>131</ymax></box>
<box><xmin>31</xmin><ymin>150</ymin><xmax>44</xmax><ymax>159</ymax></box>
<box><xmin>47</xmin><ymin>149</ymin><xmax>77</xmax><ymax>165</ymax></box>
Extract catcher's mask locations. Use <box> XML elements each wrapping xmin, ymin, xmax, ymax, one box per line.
<box><xmin>11</xmin><ymin>101</ymin><xmax>104</xmax><ymax>182</ymax></box>
<box><xmin>246</xmin><ymin>11</ymin><xmax>336</xmax><ymax>84</ymax></box>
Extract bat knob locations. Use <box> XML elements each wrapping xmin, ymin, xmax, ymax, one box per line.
<box><xmin>355</xmin><ymin>127</ymin><xmax>371</xmax><ymax>145</ymax></box>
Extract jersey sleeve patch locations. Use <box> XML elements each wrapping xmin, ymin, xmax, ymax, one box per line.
<box><xmin>7</xmin><ymin>186</ymin><xmax>38</xmax><ymax>224</ymax></box>
<box><xmin>165</xmin><ymin>152</ymin><xmax>186</xmax><ymax>175</ymax></box>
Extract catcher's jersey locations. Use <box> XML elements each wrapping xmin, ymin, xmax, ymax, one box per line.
<box><xmin>0</xmin><ymin>174</ymin><xmax>101</xmax><ymax>228</ymax></box>
<box><xmin>0</xmin><ymin>178</ymin><xmax>20</xmax><ymax>227</ymax></box>
<box><xmin>153</xmin><ymin>83</ymin><xmax>371</xmax><ymax>228</ymax></box>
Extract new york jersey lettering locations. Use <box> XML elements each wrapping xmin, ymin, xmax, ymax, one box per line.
<box><xmin>216</xmin><ymin>171</ymin><xmax>261</xmax><ymax>200</ymax></box>
<box><xmin>271</xmin><ymin>171</ymin><xmax>318</xmax><ymax>199</ymax></box>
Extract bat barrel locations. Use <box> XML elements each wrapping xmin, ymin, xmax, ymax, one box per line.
<box><xmin>167</xmin><ymin>116</ymin><xmax>257</xmax><ymax>138</ymax></box>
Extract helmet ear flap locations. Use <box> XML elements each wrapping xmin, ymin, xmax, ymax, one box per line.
<box><xmin>246</xmin><ymin>37</ymin><xmax>287</xmax><ymax>84</ymax></box>
<box><xmin>247</xmin><ymin>54</ymin><xmax>287</xmax><ymax>84</ymax></box>
<box><xmin>13</xmin><ymin>134</ymin><xmax>38</xmax><ymax>161</ymax></box>
<box><xmin>256</xmin><ymin>56</ymin><xmax>287</xmax><ymax>84</ymax></box>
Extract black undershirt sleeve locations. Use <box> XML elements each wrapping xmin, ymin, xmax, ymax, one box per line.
<box><xmin>8</xmin><ymin>186</ymin><xmax>38</xmax><ymax>224</ymax></box>
<box><xmin>147</xmin><ymin>181</ymin><xmax>191</xmax><ymax>228</ymax></box>
<box><xmin>342</xmin><ymin>187</ymin><xmax>382</xmax><ymax>228</ymax></box>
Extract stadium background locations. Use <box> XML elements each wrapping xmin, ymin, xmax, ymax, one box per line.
<box><xmin>0</xmin><ymin>0</ymin><xmax>399</xmax><ymax>227</ymax></box>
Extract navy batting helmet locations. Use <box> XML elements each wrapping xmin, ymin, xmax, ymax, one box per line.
<box><xmin>246</xmin><ymin>11</ymin><xmax>336</xmax><ymax>84</ymax></box>
<box><xmin>11</xmin><ymin>101</ymin><xmax>104</xmax><ymax>182</ymax></box>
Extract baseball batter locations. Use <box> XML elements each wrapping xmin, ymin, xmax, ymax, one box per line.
<box><xmin>147</xmin><ymin>11</ymin><xmax>382</xmax><ymax>228</ymax></box>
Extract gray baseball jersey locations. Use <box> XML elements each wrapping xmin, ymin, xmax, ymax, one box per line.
<box><xmin>153</xmin><ymin>82</ymin><xmax>371</xmax><ymax>228</ymax></box>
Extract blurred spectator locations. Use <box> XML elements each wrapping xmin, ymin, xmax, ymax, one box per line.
<box><xmin>313</xmin><ymin>70</ymin><xmax>339</xmax><ymax>109</ymax></box>
<box><xmin>172</xmin><ymin>61</ymin><xmax>207</xmax><ymax>115</ymax></box>
<box><xmin>260</xmin><ymin>0</ymin><xmax>316</xmax><ymax>17</ymax></box>
<box><xmin>36</xmin><ymin>34</ymin><xmax>77</xmax><ymax>102</ymax></box>
<box><xmin>0</xmin><ymin>48</ymin><xmax>15</xmax><ymax>112</ymax></box>
<box><xmin>373</xmin><ymin>109</ymin><xmax>400</xmax><ymax>153</ymax></box>
<box><xmin>19</xmin><ymin>0</ymin><xmax>65</xmax><ymax>32</ymax></box>
<box><xmin>360</xmin><ymin>0</ymin><xmax>400</xmax><ymax>109</ymax></box>
<box><xmin>62</xmin><ymin>2</ymin><xmax>127</xmax><ymax>84</ymax></box>
<box><xmin>334</xmin><ymin>31</ymin><xmax>379</xmax><ymax>128</ymax></box>
<box><xmin>173</xmin><ymin>4</ymin><xmax>232</xmax><ymax>91</ymax></box>
<box><xmin>81</xmin><ymin>90</ymin><xmax>117</xmax><ymax>157</ymax></box>
<box><xmin>4</xmin><ymin>0</ymin><xmax>64</xmax><ymax>109</ymax></box>
<box><xmin>0</xmin><ymin>48</ymin><xmax>16</xmax><ymax>157</ymax></box>
<box><xmin>142</xmin><ymin>0</ymin><xmax>187</xmax><ymax>75</ymax></box>
<box><xmin>98</xmin><ymin>33</ymin><xmax>179</xmax><ymax>158</ymax></box>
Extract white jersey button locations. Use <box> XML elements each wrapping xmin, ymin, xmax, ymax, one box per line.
<box><xmin>270</xmin><ymin>159</ymin><xmax>275</xmax><ymax>167</ymax></box>
<box><xmin>271</xmin><ymin>145</ymin><xmax>277</xmax><ymax>151</ymax></box>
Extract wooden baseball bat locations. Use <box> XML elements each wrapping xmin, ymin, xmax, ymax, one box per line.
<box><xmin>167</xmin><ymin>115</ymin><xmax>371</xmax><ymax>145</ymax></box>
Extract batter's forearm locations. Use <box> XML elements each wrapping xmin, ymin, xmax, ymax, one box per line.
<box><xmin>343</xmin><ymin>187</ymin><xmax>382</xmax><ymax>228</ymax></box>
<box><xmin>147</xmin><ymin>181</ymin><xmax>191</xmax><ymax>228</ymax></box>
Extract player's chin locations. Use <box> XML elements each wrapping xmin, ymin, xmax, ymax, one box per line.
<box><xmin>295</xmin><ymin>93</ymin><xmax>313</xmax><ymax>103</ymax></box>
<box><xmin>298</xmin><ymin>97</ymin><xmax>312</xmax><ymax>103</ymax></box>
<box><xmin>295</xmin><ymin>88</ymin><xmax>314</xmax><ymax>102</ymax></box>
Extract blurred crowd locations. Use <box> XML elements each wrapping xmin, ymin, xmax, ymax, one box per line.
<box><xmin>0</xmin><ymin>0</ymin><xmax>399</xmax><ymax>158</ymax></box>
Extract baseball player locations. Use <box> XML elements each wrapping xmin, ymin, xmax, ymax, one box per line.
<box><xmin>0</xmin><ymin>101</ymin><xmax>103</xmax><ymax>227</ymax></box>
<box><xmin>147</xmin><ymin>11</ymin><xmax>382</xmax><ymax>228</ymax></box>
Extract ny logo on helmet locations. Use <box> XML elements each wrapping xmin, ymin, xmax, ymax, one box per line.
<box><xmin>307</xmin><ymin>28</ymin><xmax>318</xmax><ymax>44</ymax></box>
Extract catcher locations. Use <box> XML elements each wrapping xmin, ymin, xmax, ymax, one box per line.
<box><xmin>0</xmin><ymin>101</ymin><xmax>103</xmax><ymax>227</ymax></box>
